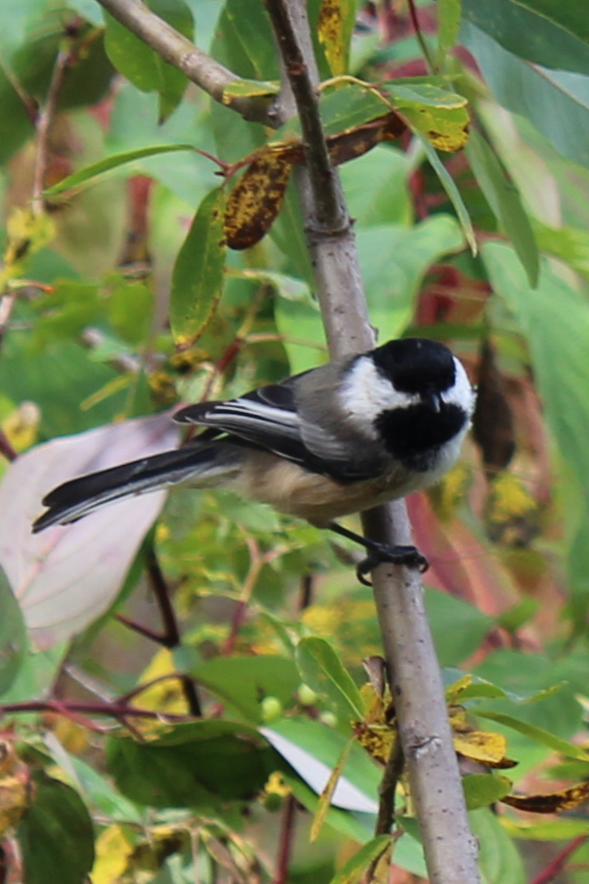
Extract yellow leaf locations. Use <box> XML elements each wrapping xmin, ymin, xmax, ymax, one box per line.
<box><xmin>453</xmin><ymin>730</ymin><xmax>514</xmax><ymax>767</ymax></box>
<box><xmin>318</xmin><ymin>0</ymin><xmax>347</xmax><ymax>75</ymax></box>
<box><xmin>224</xmin><ymin>146</ymin><xmax>300</xmax><ymax>250</ymax></box>
<box><xmin>0</xmin><ymin>772</ymin><xmax>31</xmax><ymax>836</ymax></box>
<box><xmin>311</xmin><ymin>736</ymin><xmax>354</xmax><ymax>842</ymax></box>
<box><xmin>262</xmin><ymin>771</ymin><xmax>291</xmax><ymax>799</ymax></box>
<box><xmin>487</xmin><ymin>472</ymin><xmax>537</xmax><ymax>523</ymax></box>
<box><xmin>429</xmin><ymin>462</ymin><xmax>472</xmax><ymax>522</ymax></box>
<box><xmin>0</xmin><ymin>402</ymin><xmax>40</xmax><ymax>453</ymax></box>
<box><xmin>92</xmin><ymin>825</ymin><xmax>135</xmax><ymax>884</ymax></box>
<box><xmin>450</xmin><ymin>707</ymin><xmax>517</xmax><ymax>768</ymax></box>
<box><xmin>0</xmin><ymin>741</ymin><xmax>32</xmax><ymax>838</ymax></box>
<box><xmin>445</xmin><ymin>674</ymin><xmax>473</xmax><ymax>704</ymax></box>
<box><xmin>502</xmin><ymin>781</ymin><xmax>589</xmax><ymax>814</ymax></box>
<box><xmin>352</xmin><ymin>683</ymin><xmax>397</xmax><ymax>765</ymax></box>
<box><xmin>132</xmin><ymin>648</ymin><xmax>190</xmax><ymax>728</ymax></box>
<box><xmin>401</xmin><ymin>105</ymin><xmax>470</xmax><ymax>152</ymax></box>
<box><xmin>2</xmin><ymin>207</ymin><xmax>56</xmax><ymax>273</ymax></box>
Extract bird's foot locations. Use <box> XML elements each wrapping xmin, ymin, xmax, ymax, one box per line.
<box><xmin>356</xmin><ymin>544</ymin><xmax>429</xmax><ymax>586</ymax></box>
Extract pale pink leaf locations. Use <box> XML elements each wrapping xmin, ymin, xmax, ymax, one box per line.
<box><xmin>0</xmin><ymin>412</ymin><xmax>179</xmax><ymax>649</ymax></box>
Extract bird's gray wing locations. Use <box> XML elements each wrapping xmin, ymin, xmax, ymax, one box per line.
<box><xmin>175</xmin><ymin>371</ymin><xmax>383</xmax><ymax>481</ymax></box>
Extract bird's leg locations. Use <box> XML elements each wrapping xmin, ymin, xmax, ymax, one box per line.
<box><xmin>327</xmin><ymin>522</ymin><xmax>429</xmax><ymax>586</ymax></box>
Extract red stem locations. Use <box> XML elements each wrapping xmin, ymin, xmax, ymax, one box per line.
<box><xmin>528</xmin><ymin>835</ymin><xmax>588</xmax><ymax>884</ymax></box>
<box><xmin>0</xmin><ymin>431</ymin><xmax>17</xmax><ymax>462</ymax></box>
<box><xmin>274</xmin><ymin>795</ymin><xmax>297</xmax><ymax>884</ymax></box>
<box><xmin>0</xmin><ymin>698</ymin><xmax>191</xmax><ymax>724</ymax></box>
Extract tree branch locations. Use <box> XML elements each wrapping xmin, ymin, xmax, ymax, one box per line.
<box><xmin>362</xmin><ymin>506</ymin><xmax>479</xmax><ymax>882</ymax></box>
<box><xmin>266</xmin><ymin>3</ymin><xmax>480</xmax><ymax>882</ymax></box>
<box><xmin>96</xmin><ymin>0</ymin><xmax>272</xmax><ymax>122</ymax></box>
<box><xmin>266</xmin><ymin>0</ymin><xmax>372</xmax><ymax>355</ymax></box>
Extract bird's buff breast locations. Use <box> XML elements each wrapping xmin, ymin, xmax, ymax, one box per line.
<box><xmin>227</xmin><ymin>450</ymin><xmax>415</xmax><ymax>527</ymax></box>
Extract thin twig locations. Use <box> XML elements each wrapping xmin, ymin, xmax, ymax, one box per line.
<box><xmin>31</xmin><ymin>43</ymin><xmax>73</xmax><ymax>216</ymax></box>
<box><xmin>274</xmin><ymin>794</ymin><xmax>297</xmax><ymax>884</ymax></box>
<box><xmin>146</xmin><ymin>545</ymin><xmax>181</xmax><ymax>646</ymax></box>
<box><xmin>264</xmin><ymin>0</ymin><xmax>343</xmax><ymax>230</ymax></box>
<box><xmin>0</xmin><ymin>698</ymin><xmax>191</xmax><ymax>724</ymax></box>
<box><xmin>0</xmin><ymin>429</ymin><xmax>17</xmax><ymax>462</ymax></box>
<box><xmin>528</xmin><ymin>835</ymin><xmax>588</xmax><ymax>884</ymax></box>
<box><xmin>148</xmin><ymin>546</ymin><xmax>202</xmax><ymax>716</ymax></box>
<box><xmin>375</xmin><ymin>734</ymin><xmax>404</xmax><ymax>836</ymax></box>
<box><xmin>0</xmin><ymin>55</ymin><xmax>37</xmax><ymax>122</ymax></box>
<box><xmin>116</xmin><ymin>546</ymin><xmax>201</xmax><ymax>716</ymax></box>
<box><xmin>406</xmin><ymin>0</ymin><xmax>435</xmax><ymax>73</ymax></box>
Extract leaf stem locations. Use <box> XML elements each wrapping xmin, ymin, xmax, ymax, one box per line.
<box><xmin>406</xmin><ymin>0</ymin><xmax>435</xmax><ymax>74</ymax></box>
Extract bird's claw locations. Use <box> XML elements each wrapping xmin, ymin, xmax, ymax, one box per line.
<box><xmin>356</xmin><ymin>544</ymin><xmax>429</xmax><ymax>586</ymax></box>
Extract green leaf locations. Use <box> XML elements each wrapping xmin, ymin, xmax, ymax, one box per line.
<box><xmin>107</xmin><ymin>720</ymin><xmax>277</xmax><ymax>807</ymax></box>
<box><xmin>0</xmin><ymin>643</ymin><xmax>68</xmax><ymax>705</ymax></box>
<box><xmin>231</xmin><ymin>268</ymin><xmax>313</xmax><ymax>302</ymax></box>
<box><xmin>340</xmin><ymin>145</ymin><xmax>412</xmax><ymax>227</ymax></box>
<box><xmin>466</xmin><ymin>129</ymin><xmax>538</xmax><ymax>286</ymax></box>
<box><xmin>67</xmin><ymin>754</ymin><xmax>143</xmax><ymax>824</ymax></box>
<box><xmin>470</xmin><ymin>807</ymin><xmax>526</xmax><ymax>884</ymax></box>
<box><xmin>18</xmin><ymin>772</ymin><xmax>95</xmax><ymax>884</ymax></box>
<box><xmin>284</xmin><ymin>772</ymin><xmax>375</xmax><ymax>844</ymax></box>
<box><xmin>0</xmin><ymin>303</ymin><xmax>134</xmax><ymax>437</ymax></box>
<box><xmin>446</xmin><ymin>677</ymin><xmax>509</xmax><ymax>703</ymax></box>
<box><xmin>210</xmin><ymin>0</ymin><xmax>278</xmax><ymax>162</ymax></box>
<box><xmin>437</xmin><ymin>0</ymin><xmax>462</xmax><ymax>67</ymax></box>
<box><xmin>533</xmin><ymin>221</ymin><xmax>589</xmax><ymax>281</ymax></box>
<box><xmin>357</xmin><ymin>215</ymin><xmax>465</xmax><ymax>337</ymax></box>
<box><xmin>296</xmin><ymin>637</ymin><xmax>364</xmax><ymax>722</ymax></box>
<box><xmin>504</xmin><ymin>818</ymin><xmax>589</xmax><ymax>840</ymax></box>
<box><xmin>0</xmin><ymin>62</ymin><xmax>35</xmax><ymax>163</ymax></box>
<box><xmin>462</xmin><ymin>0</ymin><xmax>589</xmax><ymax>75</ymax></box>
<box><xmin>262</xmin><ymin>717</ymin><xmax>381</xmax><ymax>805</ymax></box>
<box><xmin>482</xmin><ymin>243</ymin><xmax>589</xmax><ymax>616</ymax></box>
<box><xmin>426</xmin><ymin>588</ymin><xmax>494</xmax><ymax>666</ymax></box>
<box><xmin>213</xmin><ymin>0</ymin><xmax>280</xmax><ymax>82</ymax></box>
<box><xmin>384</xmin><ymin>82</ymin><xmax>468</xmax><ymax>109</ymax></box>
<box><xmin>415</xmin><ymin>133</ymin><xmax>477</xmax><ymax>253</ymax></box>
<box><xmin>170</xmin><ymin>186</ymin><xmax>227</xmax><ymax>346</ymax></box>
<box><xmin>462</xmin><ymin>773</ymin><xmax>512</xmax><ymax>810</ymax></box>
<box><xmin>473</xmin><ymin>647</ymin><xmax>582</xmax><ymax>737</ymax></box>
<box><xmin>462</xmin><ymin>21</ymin><xmax>589</xmax><ymax>170</ymax></box>
<box><xmin>189</xmin><ymin>654</ymin><xmax>300</xmax><ymax>722</ymax></box>
<box><xmin>0</xmin><ymin>565</ymin><xmax>27</xmax><ymax>697</ymax></box>
<box><xmin>43</xmin><ymin>143</ymin><xmax>197</xmax><ymax>196</ymax></box>
<box><xmin>275</xmin><ymin>82</ymin><xmax>390</xmax><ymax>143</ymax></box>
<box><xmin>383</xmin><ymin>84</ymin><xmax>470</xmax><ymax>153</ymax></box>
<box><xmin>328</xmin><ymin>835</ymin><xmax>390</xmax><ymax>884</ymax></box>
<box><xmin>476</xmin><ymin>710</ymin><xmax>589</xmax><ymax>761</ymax></box>
<box><xmin>104</xmin><ymin>0</ymin><xmax>194</xmax><ymax>122</ymax></box>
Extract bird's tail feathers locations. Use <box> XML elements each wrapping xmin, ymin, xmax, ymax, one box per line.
<box><xmin>33</xmin><ymin>442</ymin><xmax>239</xmax><ymax>532</ymax></box>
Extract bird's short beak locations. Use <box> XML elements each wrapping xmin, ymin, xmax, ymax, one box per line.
<box><xmin>425</xmin><ymin>390</ymin><xmax>442</xmax><ymax>412</ymax></box>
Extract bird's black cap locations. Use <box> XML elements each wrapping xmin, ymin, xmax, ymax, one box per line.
<box><xmin>371</xmin><ymin>338</ymin><xmax>456</xmax><ymax>395</ymax></box>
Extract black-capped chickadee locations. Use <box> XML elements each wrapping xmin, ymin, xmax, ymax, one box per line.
<box><xmin>33</xmin><ymin>338</ymin><xmax>475</xmax><ymax>578</ymax></box>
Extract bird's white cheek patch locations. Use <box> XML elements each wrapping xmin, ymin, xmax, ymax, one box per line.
<box><xmin>338</xmin><ymin>356</ymin><xmax>418</xmax><ymax>436</ymax></box>
<box><xmin>442</xmin><ymin>358</ymin><xmax>476</xmax><ymax>417</ymax></box>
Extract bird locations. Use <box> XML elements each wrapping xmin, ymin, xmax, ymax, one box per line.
<box><xmin>33</xmin><ymin>338</ymin><xmax>475</xmax><ymax>581</ymax></box>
